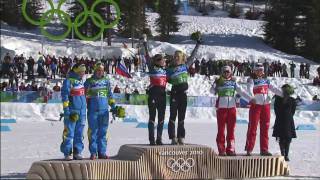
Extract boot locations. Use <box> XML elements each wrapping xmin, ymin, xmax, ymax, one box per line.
<box><xmin>178</xmin><ymin>138</ymin><xmax>185</xmax><ymax>145</ymax></box>
<box><xmin>98</xmin><ymin>153</ymin><xmax>109</xmax><ymax>159</ymax></box>
<box><xmin>279</xmin><ymin>141</ymin><xmax>285</xmax><ymax>156</ymax></box>
<box><xmin>90</xmin><ymin>154</ymin><xmax>96</xmax><ymax>160</ymax></box>
<box><xmin>284</xmin><ymin>141</ymin><xmax>291</xmax><ymax>162</ymax></box>
<box><xmin>246</xmin><ymin>151</ymin><xmax>252</xmax><ymax>156</ymax></box>
<box><xmin>64</xmin><ymin>155</ymin><xmax>73</xmax><ymax>161</ymax></box>
<box><xmin>149</xmin><ymin>140</ymin><xmax>156</xmax><ymax>146</ymax></box>
<box><xmin>156</xmin><ymin>138</ymin><xmax>163</xmax><ymax>145</ymax></box>
<box><xmin>73</xmin><ymin>153</ymin><xmax>83</xmax><ymax>160</ymax></box>
<box><xmin>171</xmin><ymin>138</ymin><xmax>178</xmax><ymax>145</ymax></box>
<box><xmin>260</xmin><ymin>151</ymin><xmax>272</xmax><ymax>156</ymax></box>
<box><xmin>226</xmin><ymin>151</ymin><xmax>236</xmax><ymax>156</ymax></box>
<box><xmin>148</xmin><ymin>121</ymin><xmax>155</xmax><ymax>146</ymax></box>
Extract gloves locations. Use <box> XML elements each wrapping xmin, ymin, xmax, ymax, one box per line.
<box><xmin>110</xmin><ymin>106</ymin><xmax>126</xmax><ymax>118</ymax></box>
<box><xmin>63</xmin><ymin>101</ymin><xmax>70</xmax><ymax>115</ymax></box>
<box><xmin>69</xmin><ymin>112</ymin><xmax>79</xmax><ymax>122</ymax></box>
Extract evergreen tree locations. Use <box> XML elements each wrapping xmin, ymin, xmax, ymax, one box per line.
<box><xmin>117</xmin><ymin>0</ymin><xmax>149</xmax><ymax>40</ymax></box>
<box><xmin>0</xmin><ymin>0</ymin><xmax>42</xmax><ymax>29</ymax></box>
<box><xmin>264</xmin><ymin>0</ymin><xmax>320</xmax><ymax>62</ymax></box>
<box><xmin>156</xmin><ymin>0</ymin><xmax>180</xmax><ymax>41</ymax></box>
<box><xmin>301</xmin><ymin>0</ymin><xmax>320</xmax><ymax>62</ymax></box>
<box><xmin>264</xmin><ymin>0</ymin><xmax>297</xmax><ymax>54</ymax></box>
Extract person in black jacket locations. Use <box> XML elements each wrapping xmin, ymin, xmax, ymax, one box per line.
<box><xmin>272</xmin><ymin>84</ymin><xmax>297</xmax><ymax>161</ymax></box>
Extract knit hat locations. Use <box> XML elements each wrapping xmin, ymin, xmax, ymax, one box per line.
<box><xmin>94</xmin><ymin>61</ymin><xmax>104</xmax><ymax>71</ymax></box>
<box><xmin>222</xmin><ymin>65</ymin><xmax>231</xmax><ymax>72</ymax></box>
<box><xmin>72</xmin><ymin>64</ymin><xmax>86</xmax><ymax>73</ymax></box>
<box><xmin>282</xmin><ymin>84</ymin><xmax>294</xmax><ymax>95</ymax></box>
<box><xmin>254</xmin><ymin>63</ymin><xmax>264</xmax><ymax>71</ymax></box>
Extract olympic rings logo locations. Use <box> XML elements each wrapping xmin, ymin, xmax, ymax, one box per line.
<box><xmin>22</xmin><ymin>0</ymin><xmax>121</xmax><ymax>41</ymax></box>
<box><xmin>166</xmin><ymin>158</ymin><xmax>195</xmax><ymax>173</ymax></box>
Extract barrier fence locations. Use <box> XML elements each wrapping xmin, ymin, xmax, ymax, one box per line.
<box><xmin>1</xmin><ymin>91</ymin><xmax>319</xmax><ymax>110</ymax></box>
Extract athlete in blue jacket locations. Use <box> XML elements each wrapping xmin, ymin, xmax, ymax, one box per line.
<box><xmin>60</xmin><ymin>64</ymin><xmax>87</xmax><ymax>160</ymax></box>
<box><xmin>84</xmin><ymin>61</ymin><xmax>116</xmax><ymax>160</ymax></box>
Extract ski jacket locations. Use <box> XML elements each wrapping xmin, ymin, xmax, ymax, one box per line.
<box><xmin>211</xmin><ymin>77</ymin><xmax>251</xmax><ymax>108</ymax></box>
<box><xmin>85</xmin><ymin>75</ymin><xmax>114</xmax><ymax>112</ymax></box>
<box><xmin>167</xmin><ymin>64</ymin><xmax>189</xmax><ymax>93</ymax></box>
<box><xmin>247</xmin><ymin>78</ymin><xmax>282</xmax><ymax>105</ymax></box>
<box><xmin>148</xmin><ymin>65</ymin><xmax>167</xmax><ymax>88</ymax></box>
<box><xmin>61</xmin><ymin>71</ymin><xmax>86</xmax><ymax>111</ymax></box>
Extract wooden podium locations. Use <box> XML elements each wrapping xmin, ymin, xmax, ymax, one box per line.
<box><xmin>27</xmin><ymin>144</ymin><xmax>289</xmax><ymax>179</ymax></box>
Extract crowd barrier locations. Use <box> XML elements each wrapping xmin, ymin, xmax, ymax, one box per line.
<box><xmin>1</xmin><ymin>91</ymin><xmax>319</xmax><ymax>110</ymax></box>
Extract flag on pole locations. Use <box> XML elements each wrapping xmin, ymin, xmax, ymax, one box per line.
<box><xmin>116</xmin><ymin>63</ymin><xmax>132</xmax><ymax>78</ymax></box>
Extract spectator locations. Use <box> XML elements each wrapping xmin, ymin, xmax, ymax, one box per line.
<box><xmin>27</xmin><ymin>56</ymin><xmax>35</xmax><ymax>80</ymax></box>
<box><xmin>53</xmin><ymin>82</ymin><xmax>61</xmax><ymax>92</ymax></box>
<box><xmin>188</xmin><ymin>63</ymin><xmax>196</xmax><ymax>77</ymax></box>
<box><xmin>312</xmin><ymin>95</ymin><xmax>320</xmax><ymax>101</ymax></box>
<box><xmin>25</xmin><ymin>83</ymin><xmax>32</xmax><ymax>91</ymax></box>
<box><xmin>305</xmin><ymin>63</ymin><xmax>310</xmax><ymax>79</ymax></box>
<box><xmin>0</xmin><ymin>82</ymin><xmax>8</xmax><ymax>91</ymax></box>
<box><xmin>31</xmin><ymin>81</ymin><xmax>38</xmax><ymax>91</ymax></box>
<box><xmin>50</xmin><ymin>62</ymin><xmax>57</xmax><ymax>79</ymax></box>
<box><xmin>19</xmin><ymin>82</ymin><xmax>26</xmax><ymax>91</ymax></box>
<box><xmin>8</xmin><ymin>66</ymin><xmax>19</xmax><ymax>90</ymax></box>
<box><xmin>124</xmin><ymin>85</ymin><xmax>130</xmax><ymax>102</ymax></box>
<box><xmin>133</xmin><ymin>88</ymin><xmax>139</xmax><ymax>94</ymax></box>
<box><xmin>299</xmin><ymin>63</ymin><xmax>305</xmax><ymax>78</ymax></box>
<box><xmin>2</xmin><ymin>53</ymin><xmax>12</xmax><ymax>78</ymax></box>
<box><xmin>52</xmin><ymin>82</ymin><xmax>61</xmax><ymax>99</ymax></box>
<box><xmin>289</xmin><ymin>61</ymin><xmax>296</xmax><ymax>78</ymax></box>
<box><xmin>113</xmin><ymin>85</ymin><xmax>121</xmax><ymax>93</ymax></box>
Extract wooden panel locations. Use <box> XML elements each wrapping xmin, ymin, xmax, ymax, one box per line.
<box><xmin>27</xmin><ymin>144</ymin><xmax>289</xmax><ymax>179</ymax></box>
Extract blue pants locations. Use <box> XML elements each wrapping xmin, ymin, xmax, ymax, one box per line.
<box><xmin>60</xmin><ymin>109</ymin><xmax>86</xmax><ymax>156</ymax></box>
<box><xmin>87</xmin><ymin>110</ymin><xmax>109</xmax><ymax>156</ymax></box>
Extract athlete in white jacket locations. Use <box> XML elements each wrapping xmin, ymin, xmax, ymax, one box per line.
<box><xmin>211</xmin><ymin>65</ymin><xmax>252</xmax><ymax>156</ymax></box>
<box><xmin>245</xmin><ymin>63</ymin><xmax>283</xmax><ymax>156</ymax></box>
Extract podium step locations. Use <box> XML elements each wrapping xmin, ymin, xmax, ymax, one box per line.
<box><xmin>27</xmin><ymin>144</ymin><xmax>289</xmax><ymax>179</ymax></box>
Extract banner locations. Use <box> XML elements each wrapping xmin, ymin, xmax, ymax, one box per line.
<box><xmin>1</xmin><ymin>91</ymin><xmax>319</xmax><ymax>111</ymax></box>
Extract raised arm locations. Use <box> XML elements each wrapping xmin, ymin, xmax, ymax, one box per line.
<box><xmin>186</xmin><ymin>42</ymin><xmax>201</xmax><ymax>67</ymax></box>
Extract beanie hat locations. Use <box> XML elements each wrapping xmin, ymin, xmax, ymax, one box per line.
<box><xmin>222</xmin><ymin>65</ymin><xmax>231</xmax><ymax>72</ymax></box>
<box><xmin>254</xmin><ymin>63</ymin><xmax>264</xmax><ymax>71</ymax></box>
<box><xmin>93</xmin><ymin>61</ymin><xmax>104</xmax><ymax>71</ymax></box>
<box><xmin>282</xmin><ymin>84</ymin><xmax>294</xmax><ymax>95</ymax></box>
<box><xmin>73</xmin><ymin>64</ymin><xmax>86</xmax><ymax>73</ymax></box>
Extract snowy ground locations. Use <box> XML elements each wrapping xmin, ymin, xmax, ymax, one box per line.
<box><xmin>1</xmin><ymin>112</ymin><xmax>320</xmax><ymax>179</ymax></box>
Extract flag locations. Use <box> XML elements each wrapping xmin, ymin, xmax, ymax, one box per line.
<box><xmin>116</xmin><ymin>63</ymin><xmax>132</xmax><ymax>78</ymax></box>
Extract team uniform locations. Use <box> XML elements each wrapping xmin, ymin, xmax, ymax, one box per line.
<box><xmin>212</xmin><ymin>77</ymin><xmax>251</xmax><ymax>155</ymax></box>
<box><xmin>85</xmin><ymin>75</ymin><xmax>115</xmax><ymax>159</ymax></box>
<box><xmin>147</xmin><ymin>65</ymin><xmax>167</xmax><ymax>145</ymax></box>
<box><xmin>245</xmin><ymin>78</ymin><xmax>282</xmax><ymax>154</ymax></box>
<box><xmin>167</xmin><ymin>64</ymin><xmax>189</xmax><ymax>142</ymax></box>
<box><xmin>60</xmin><ymin>71</ymin><xmax>86</xmax><ymax>159</ymax></box>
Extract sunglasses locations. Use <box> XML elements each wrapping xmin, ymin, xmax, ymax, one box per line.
<box><xmin>223</xmin><ymin>71</ymin><xmax>231</xmax><ymax>73</ymax></box>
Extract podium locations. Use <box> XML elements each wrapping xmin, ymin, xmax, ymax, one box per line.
<box><xmin>27</xmin><ymin>144</ymin><xmax>289</xmax><ymax>179</ymax></box>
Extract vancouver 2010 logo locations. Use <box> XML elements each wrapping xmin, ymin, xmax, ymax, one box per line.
<box><xmin>22</xmin><ymin>0</ymin><xmax>121</xmax><ymax>41</ymax></box>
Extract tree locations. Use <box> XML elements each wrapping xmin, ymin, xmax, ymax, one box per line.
<box><xmin>264</xmin><ymin>0</ymin><xmax>298</xmax><ymax>54</ymax></box>
<box><xmin>0</xmin><ymin>0</ymin><xmax>42</xmax><ymax>29</ymax></box>
<box><xmin>264</xmin><ymin>0</ymin><xmax>320</xmax><ymax>62</ymax></box>
<box><xmin>156</xmin><ymin>0</ymin><xmax>180</xmax><ymax>41</ymax></box>
<box><xmin>300</xmin><ymin>0</ymin><xmax>320</xmax><ymax>62</ymax></box>
<box><xmin>117</xmin><ymin>0</ymin><xmax>149</xmax><ymax>45</ymax></box>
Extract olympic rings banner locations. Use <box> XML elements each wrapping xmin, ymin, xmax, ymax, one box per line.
<box><xmin>22</xmin><ymin>0</ymin><xmax>121</xmax><ymax>41</ymax></box>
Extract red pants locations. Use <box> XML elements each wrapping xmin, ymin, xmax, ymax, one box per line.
<box><xmin>216</xmin><ymin>108</ymin><xmax>236</xmax><ymax>154</ymax></box>
<box><xmin>245</xmin><ymin>104</ymin><xmax>270</xmax><ymax>152</ymax></box>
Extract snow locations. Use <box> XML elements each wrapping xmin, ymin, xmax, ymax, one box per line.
<box><xmin>1</xmin><ymin>1</ymin><xmax>320</xmax><ymax>178</ymax></box>
<box><xmin>1</xmin><ymin>103</ymin><xmax>320</xmax><ymax>178</ymax></box>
